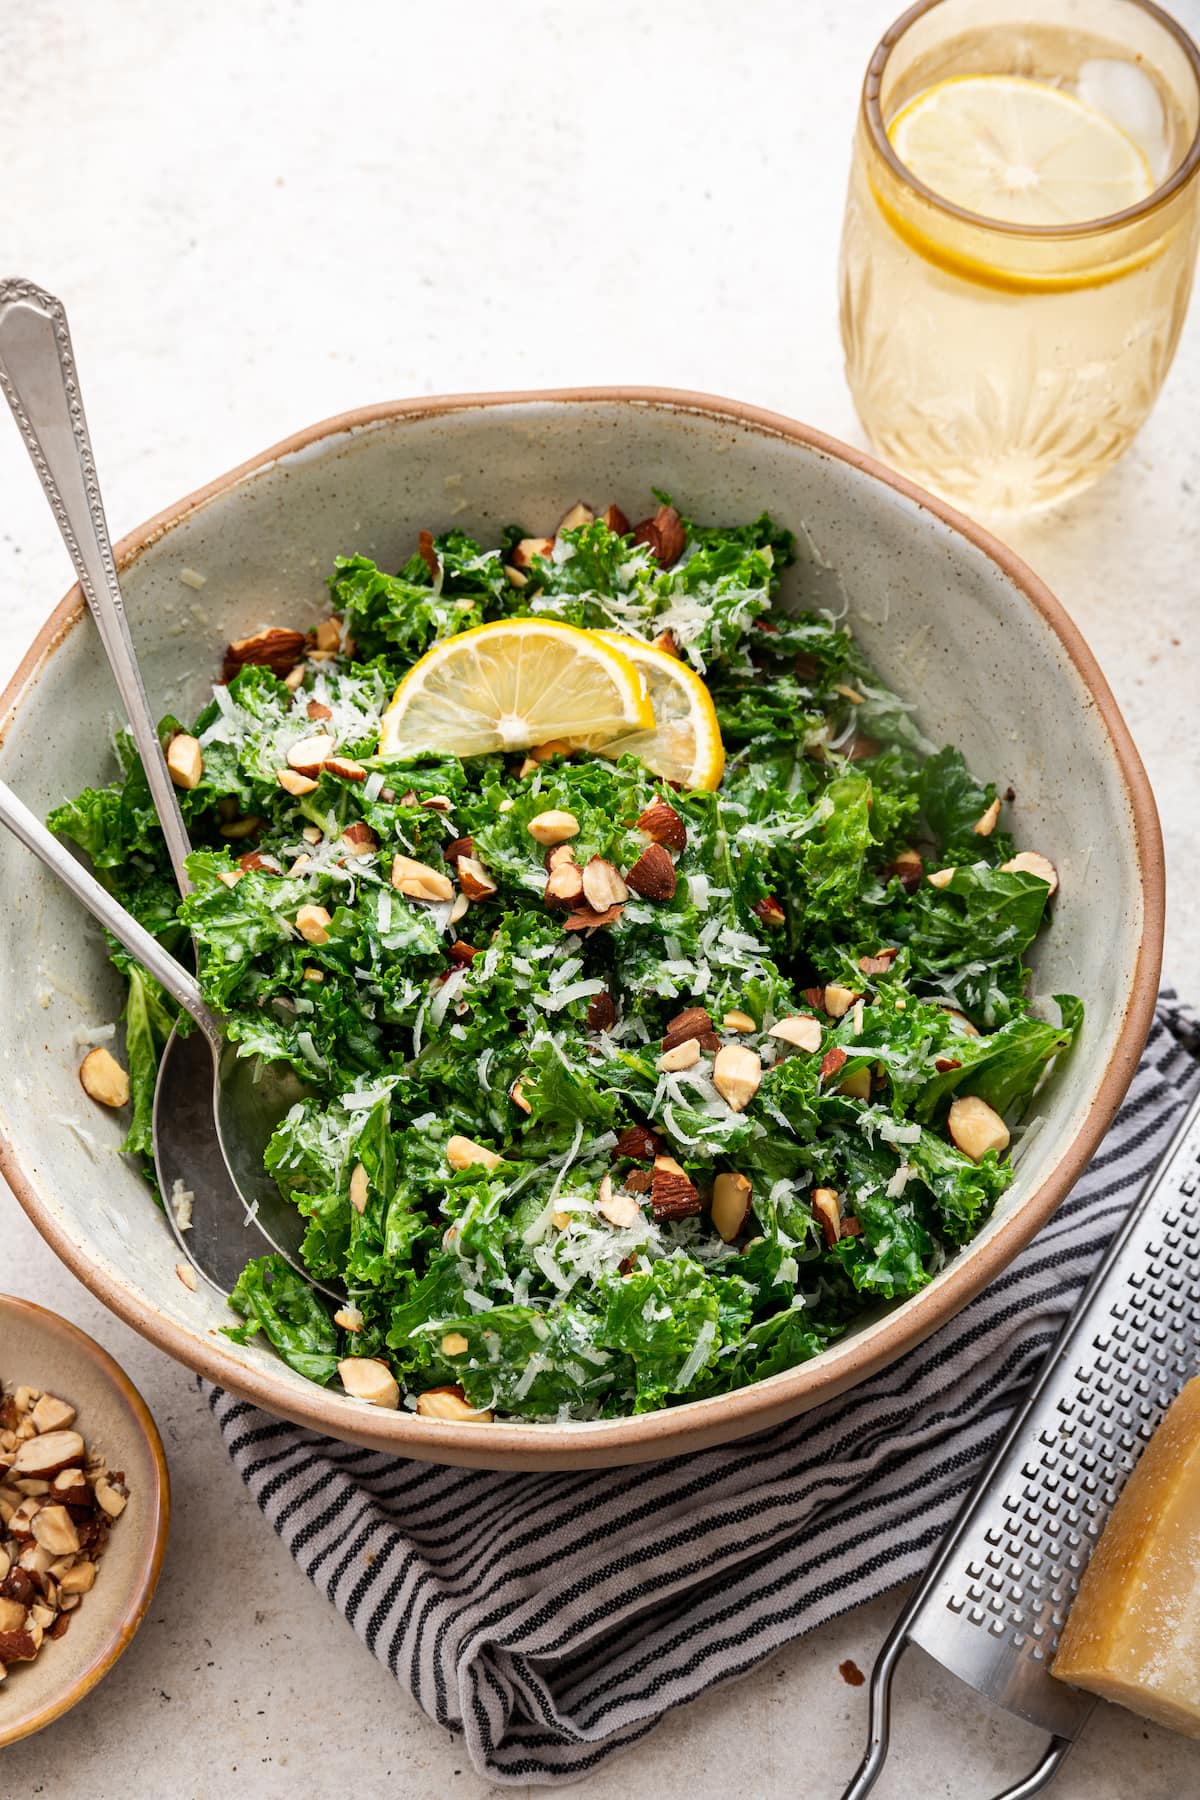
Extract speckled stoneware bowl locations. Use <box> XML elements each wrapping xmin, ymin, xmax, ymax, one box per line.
<box><xmin>0</xmin><ymin>391</ymin><xmax>1164</xmax><ymax>1470</ymax></box>
<box><xmin>0</xmin><ymin>1296</ymin><xmax>169</xmax><ymax>1745</ymax></box>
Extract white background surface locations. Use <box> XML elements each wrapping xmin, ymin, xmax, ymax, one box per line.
<box><xmin>2</xmin><ymin>2</ymin><xmax>1199</xmax><ymax>1795</ymax></box>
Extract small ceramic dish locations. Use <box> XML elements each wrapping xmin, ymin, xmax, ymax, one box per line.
<box><xmin>0</xmin><ymin>1295</ymin><xmax>169</xmax><ymax>1748</ymax></box>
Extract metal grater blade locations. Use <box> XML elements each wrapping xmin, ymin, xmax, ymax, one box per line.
<box><xmin>844</xmin><ymin>1083</ymin><xmax>1200</xmax><ymax>1799</ymax></box>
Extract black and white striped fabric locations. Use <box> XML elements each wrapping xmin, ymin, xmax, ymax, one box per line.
<box><xmin>210</xmin><ymin>992</ymin><xmax>1199</xmax><ymax>1785</ymax></box>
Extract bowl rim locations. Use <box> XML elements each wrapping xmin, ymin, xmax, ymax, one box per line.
<box><xmin>0</xmin><ymin>386</ymin><xmax>1165</xmax><ymax>1465</ymax></box>
<box><xmin>0</xmin><ymin>1294</ymin><xmax>170</xmax><ymax>1747</ymax></box>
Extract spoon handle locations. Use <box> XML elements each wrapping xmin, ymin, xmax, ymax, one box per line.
<box><xmin>0</xmin><ymin>279</ymin><xmax>195</xmax><ymax>897</ymax></box>
<box><xmin>0</xmin><ymin>778</ymin><xmax>221</xmax><ymax>1045</ymax></box>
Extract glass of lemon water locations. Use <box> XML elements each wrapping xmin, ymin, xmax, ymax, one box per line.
<box><xmin>839</xmin><ymin>0</ymin><xmax>1200</xmax><ymax>516</ymax></box>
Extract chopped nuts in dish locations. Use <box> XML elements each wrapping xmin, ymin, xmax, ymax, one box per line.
<box><xmin>0</xmin><ymin>1382</ymin><xmax>128</xmax><ymax>1684</ymax></box>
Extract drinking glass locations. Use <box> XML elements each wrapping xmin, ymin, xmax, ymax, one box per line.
<box><xmin>838</xmin><ymin>0</ymin><xmax>1200</xmax><ymax>516</ymax></box>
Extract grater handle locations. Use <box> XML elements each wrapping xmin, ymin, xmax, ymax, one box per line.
<box><xmin>840</xmin><ymin>1627</ymin><xmax>1072</xmax><ymax>1800</ymax></box>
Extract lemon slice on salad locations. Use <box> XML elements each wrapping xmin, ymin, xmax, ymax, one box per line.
<box><xmin>592</xmin><ymin>633</ymin><xmax>725</xmax><ymax>790</ymax></box>
<box><xmin>378</xmin><ymin>619</ymin><xmax>653</xmax><ymax>759</ymax></box>
<box><xmin>889</xmin><ymin>75</ymin><xmax>1153</xmax><ymax>226</ymax></box>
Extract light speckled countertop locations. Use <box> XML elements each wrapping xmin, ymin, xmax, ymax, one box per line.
<box><xmin>2</xmin><ymin>3</ymin><xmax>1199</xmax><ymax>1795</ymax></box>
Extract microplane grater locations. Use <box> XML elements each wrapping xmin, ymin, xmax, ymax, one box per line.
<box><xmin>843</xmin><ymin>1084</ymin><xmax>1200</xmax><ymax>1800</ymax></box>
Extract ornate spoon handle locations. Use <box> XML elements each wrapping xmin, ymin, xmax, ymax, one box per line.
<box><xmin>0</xmin><ymin>278</ymin><xmax>194</xmax><ymax>895</ymax></box>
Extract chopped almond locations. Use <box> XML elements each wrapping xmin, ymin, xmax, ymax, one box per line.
<box><xmin>712</xmin><ymin>1044</ymin><xmax>762</xmax><ymax>1112</ymax></box>
<box><xmin>1000</xmin><ymin>850</ymin><xmax>1058</xmax><ymax>896</ymax></box>
<box><xmin>295</xmin><ymin>904</ymin><xmax>332</xmax><ymax>945</ymax></box>
<box><xmin>562</xmin><ymin>902</ymin><xmax>624</xmax><ymax>932</ymax></box>
<box><xmin>587</xmin><ymin>992</ymin><xmax>617</xmax><ymax>1032</ymax></box>
<box><xmin>886</xmin><ymin>848</ymin><xmax>923</xmax><ymax>891</ymax></box>
<box><xmin>632</xmin><ymin>504</ymin><xmax>686</xmax><ymax>566</ymax></box>
<box><xmin>349</xmin><ymin>1163</ymin><xmax>369</xmax><ymax>1214</ymax></box>
<box><xmin>582</xmin><ymin>857</ymin><xmax>628</xmax><ymax>910</ymax></box>
<box><xmin>650</xmin><ymin>1155</ymin><xmax>701</xmax><ymax>1220</ymax></box>
<box><xmin>79</xmin><ymin>1046</ymin><xmax>129</xmax><ymax>1109</ymax></box>
<box><xmin>166</xmin><ymin>733</ymin><xmax>203</xmax><ymax>791</ymax></box>
<box><xmin>635</xmin><ymin>801</ymin><xmax>687</xmax><ymax>852</ymax></box>
<box><xmin>626</xmin><ymin>843</ymin><xmax>677</xmax><ymax>901</ymax></box>
<box><xmin>768</xmin><ymin>1016</ymin><xmax>822</xmax><ymax>1054</ymax></box>
<box><xmin>948</xmin><ymin>1095</ymin><xmax>1010</xmax><ymax>1162</ymax></box>
<box><xmin>973</xmin><ymin>797</ymin><xmax>1001</xmax><ymax>836</ymax></box>
<box><xmin>940</xmin><ymin>1005</ymin><xmax>981</xmax><ymax>1038</ymax></box>
<box><xmin>753</xmin><ymin>896</ymin><xmax>786</xmax><ymax>929</ymax></box>
<box><xmin>341</xmin><ymin>821</ymin><xmax>377</xmax><ymax>856</ymax></box>
<box><xmin>457</xmin><ymin>855</ymin><xmax>497</xmax><ymax>900</ymax></box>
<box><xmin>722</xmin><ymin>1010</ymin><xmax>756</xmax><ymax>1034</ymax></box>
<box><xmin>446</xmin><ymin>1135</ymin><xmax>502</xmax><ymax>1172</ymax></box>
<box><xmin>598</xmin><ymin>1176</ymin><xmax>642</xmax><ymax>1228</ymax></box>
<box><xmin>338</xmin><ymin>1358</ymin><xmax>400</xmax><ymax>1409</ymax></box>
<box><xmin>612</xmin><ymin>1123</ymin><xmax>664</xmax><ymax>1163</ymax></box>
<box><xmin>286</xmin><ymin>734</ymin><xmax>337</xmax><ymax>777</ymax></box>
<box><xmin>544</xmin><ymin>861</ymin><xmax>585</xmax><ymax>907</ymax></box>
<box><xmin>527</xmin><ymin>809</ymin><xmax>580</xmax><ymax>846</ymax></box>
<box><xmin>824</xmin><ymin>984</ymin><xmax>860</xmax><ymax>1018</ymax></box>
<box><xmin>276</xmin><ymin>766</ymin><xmax>318</xmax><ymax>797</ymax></box>
<box><xmin>511</xmin><ymin>536</ymin><xmax>553</xmax><ymax>570</ymax></box>
<box><xmin>415</xmin><ymin>1386</ymin><xmax>493</xmax><ymax>1423</ymax></box>
<box><xmin>811</xmin><ymin>1187</ymin><xmax>843</xmax><ymax>1249</ymax></box>
<box><xmin>223</xmin><ymin>626</ymin><xmax>306</xmax><ymax>683</ymax></box>
<box><xmin>391</xmin><ymin>855</ymin><xmax>455</xmax><ymax>904</ymax></box>
<box><xmin>29</xmin><ymin>1395</ymin><xmax>75</xmax><ymax>1435</ymax></box>
<box><xmin>662</xmin><ymin>1006</ymin><xmax>717</xmax><ymax>1053</ymax></box>
<box><xmin>657</xmin><ymin>1038</ymin><xmax>701</xmax><ymax>1073</ymax></box>
<box><xmin>711</xmin><ymin>1172</ymin><xmax>752</xmax><ymax>1242</ymax></box>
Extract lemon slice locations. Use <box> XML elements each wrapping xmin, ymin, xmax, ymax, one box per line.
<box><xmin>378</xmin><ymin>619</ymin><xmax>653</xmax><ymax>760</ymax></box>
<box><xmin>889</xmin><ymin>74</ymin><xmax>1154</xmax><ymax>226</ymax></box>
<box><xmin>592</xmin><ymin>633</ymin><xmax>725</xmax><ymax>790</ymax></box>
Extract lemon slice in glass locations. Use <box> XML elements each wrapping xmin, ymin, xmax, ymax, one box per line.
<box><xmin>378</xmin><ymin>619</ymin><xmax>653</xmax><ymax>760</ymax></box>
<box><xmin>889</xmin><ymin>74</ymin><xmax>1154</xmax><ymax>226</ymax></box>
<box><xmin>592</xmin><ymin>633</ymin><xmax>725</xmax><ymax>790</ymax></box>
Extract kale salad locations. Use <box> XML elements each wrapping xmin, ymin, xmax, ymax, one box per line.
<box><xmin>55</xmin><ymin>499</ymin><xmax>1080</xmax><ymax>1422</ymax></box>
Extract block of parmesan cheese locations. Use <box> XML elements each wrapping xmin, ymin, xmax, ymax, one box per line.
<box><xmin>1052</xmin><ymin>1376</ymin><xmax>1200</xmax><ymax>1737</ymax></box>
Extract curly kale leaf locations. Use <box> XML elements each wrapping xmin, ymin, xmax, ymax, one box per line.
<box><xmin>597</xmin><ymin>1254</ymin><xmax>754</xmax><ymax>1412</ymax></box>
<box><xmin>225</xmin><ymin>1254</ymin><xmax>339</xmax><ymax>1383</ymax></box>
<box><xmin>119</xmin><ymin>964</ymin><xmax>178</xmax><ymax>1159</ymax></box>
<box><xmin>331</xmin><ymin>537</ymin><xmax>508</xmax><ymax>663</ymax></box>
<box><xmin>918</xmin><ymin>746</ymin><xmax>1012</xmax><ymax>860</ymax></box>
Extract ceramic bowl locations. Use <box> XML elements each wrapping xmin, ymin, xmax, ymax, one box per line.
<box><xmin>0</xmin><ymin>390</ymin><xmax>1163</xmax><ymax>1469</ymax></box>
<box><xmin>0</xmin><ymin>1295</ymin><xmax>169</xmax><ymax>1746</ymax></box>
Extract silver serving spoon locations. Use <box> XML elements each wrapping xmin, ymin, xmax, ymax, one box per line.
<box><xmin>0</xmin><ymin>780</ymin><xmax>318</xmax><ymax>1293</ymax></box>
<box><xmin>0</xmin><ymin>280</ymin><xmax>323</xmax><ymax>1298</ymax></box>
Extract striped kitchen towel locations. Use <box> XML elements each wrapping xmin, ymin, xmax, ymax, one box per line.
<box><xmin>210</xmin><ymin>991</ymin><xmax>1199</xmax><ymax>1785</ymax></box>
